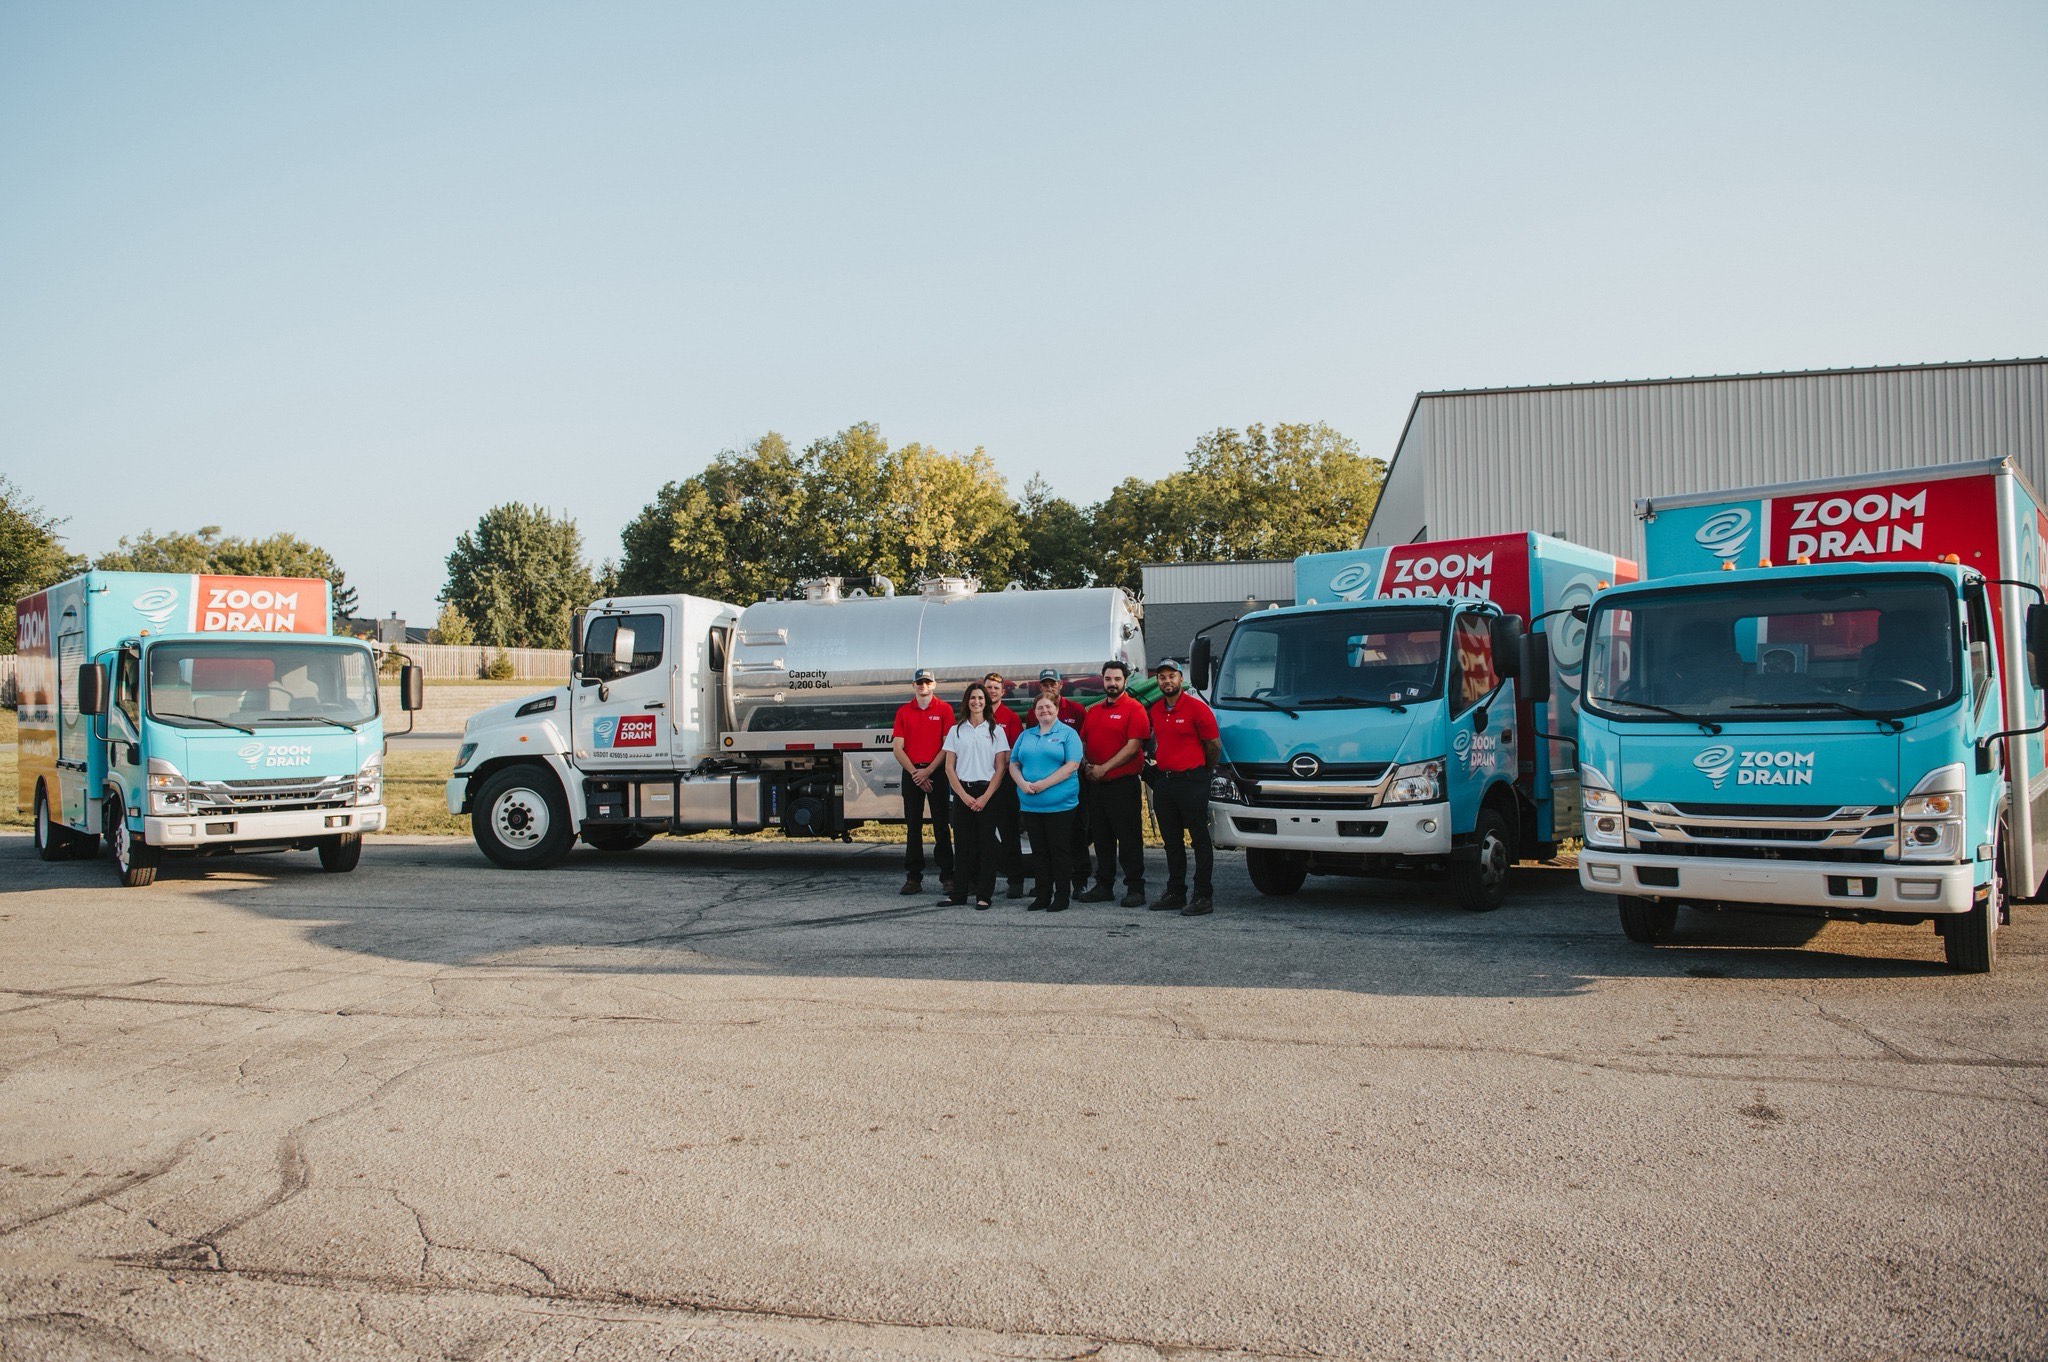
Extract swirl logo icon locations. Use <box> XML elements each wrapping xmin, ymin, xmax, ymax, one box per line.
<box><xmin>132</xmin><ymin>586</ymin><xmax>180</xmax><ymax>626</ymax></box>
<box><xmin>1327</xmin><ymin>562</ymin><xmax>1375</xmax><ymax>601</ymax></box>
<box><xmin>237</xmin><ymin>740</ymin><xmax>267</xmax><ymax>765</ymax></box>
<box><xmin>592</xmin><ymin>716</ymin><xmax>619</xmax><ymax>748</ymax></box>
<box><xmin>1451</xmin><ymin>730</ymin><xmax>1472</xmax><ymax>759</ymax></box>
<box><xmin>1694</xmin><ymin>509</ymin><xmax>1752</xmax><ymax>562</ymax></box>
<box><xmin>1693</xmin><ymin>744</ymin><xmax>1737</xmax><ymax>788</ymax></box>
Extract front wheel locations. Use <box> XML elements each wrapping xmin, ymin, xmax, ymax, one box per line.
<box><xmin>318</xmin><ymin>834</ymin><xmax>363</xmax><ymax>873</ymax></box>
<box><xmin>1246</xmin><ymin>848</ymin><xmax>1307</xmax><ymax>896</ymax></box>
<box><xmin>1618</xmin><ymin>895</ymin><xmax>1677</xmax><ymax>943</ymax></box>
<box><xmin>34</xmin><ymin>787</ymin><xmax>68</xmax><ymax>862</ymax></box>
<box><xmin>1944</xmin><ymin>819</ymin><xmax>2004</xmax><ymax>973</ymax></box>
<box><xmin>471</xmin><ymin>765</ymin><xmax>575</xmax><ymax>869</ymax></box>
<box><xmin>109</xmin><ymin>800</ymin><xmax>161</xmax><ymax>888</ymax></box>
<box><xmin>1449</xmin><ymin>808</ymin><xmax>1511</xmax><ymax>911</ymax></box>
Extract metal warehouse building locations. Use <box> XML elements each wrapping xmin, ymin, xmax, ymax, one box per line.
<box><xmin>1362</xmin><ymin>357</ymin><xmax>2048</xmax><ymax>557</ymax></box>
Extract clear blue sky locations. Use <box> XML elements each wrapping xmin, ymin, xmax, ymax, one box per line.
<box><xmin>4</xmin><ymin>2</ymin><xmax>2044</xmax><ymax>624</ymax></box>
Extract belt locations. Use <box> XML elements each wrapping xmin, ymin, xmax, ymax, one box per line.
<box><xmin>1157</xmin><ymin>767</ymin><xmax>1210</xmax><ymax>778</ymax></box>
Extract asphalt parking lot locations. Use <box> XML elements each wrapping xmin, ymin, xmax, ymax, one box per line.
<box><xmin>3</xmin><ymin>832</ymin><xmax>2045</xmax><ymax>1361</ymax></box>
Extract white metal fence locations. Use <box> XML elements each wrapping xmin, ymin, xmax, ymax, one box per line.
<box><xmin>0</xmin><ymin>655</ymin><xmax>15</xmax><ymax>707</ymax></box>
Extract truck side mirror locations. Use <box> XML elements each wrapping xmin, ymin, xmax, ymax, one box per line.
<box><xmin>568</xmin><ymin>614</ymin><xmax>585</xmax><ymax>673</ymax></box>
<box><xmin>1521</xmin><ymin>635</ymin><xmax>1553</xmax><ymax>706</ymax></box>
<box><xmin>612</xmin><ymin>626</ymin><xmax>637</xmax><ymax>673</ymax></box>
<box><xmin>1191</xmin><ymin>635</ymin><xmax>1212</xmax><ymax>692</ymax></box>
<box><xmin>400</xmin><ymin>665</ymin><xmax>425</xmax><ymax>711</ymax></box>
<box><xmin>77</xmin><ymin>662</ymin><xmax>108</xmax><ymax>717</ymax></box>
<box><xmin>1492</xmin><ymin>615</ymin><xmax>1524</xmax><ymax>681</ymax></box>
<box><xmin>2028</xmin><ymin>603</ymin><xmax>2048</xmax><ymax>690</ymax></box>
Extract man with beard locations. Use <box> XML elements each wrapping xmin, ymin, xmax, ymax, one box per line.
<box><xmin>1075</xmin><ymin>660</ymin><xmax>1150</xmax><ymax>907</ymax></box>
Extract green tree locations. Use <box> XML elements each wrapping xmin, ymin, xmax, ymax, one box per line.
<box><xmin>0</xmin><ymin>477</ymin><xmax>88</xmax><ymax>652</ymax></box>
<box><xmin>430</xmin><ymin>601</ymin><xmax>474</xmax><ymax>646</ymax></box>
<box><xmin>95</xmin><ymin>525</ymin><xmax>359</xmax><ymax>621</ymax></box>
<box><xmin>878</xmin><ymin>441</ymin><xmax>1020</xmax><ymax>586</ymax></box>
<box><xmin>443</xmin><ymin>504</ymin><xmax>595</xmax><ymax>649</ymax></box>
<box><xmin>1012</xmin><ymin>476</ymin><xmax>1095</xmax><ymax>589</ymax></box>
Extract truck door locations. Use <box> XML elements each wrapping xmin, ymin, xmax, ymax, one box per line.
<box><xmin>55</xmin><ymin>627</ymin><xmax>87</xmax><ymax>828</ymax></box>
<box><xmin>1447</xmin><ymin>609</ymin><xmax>1511</xmax><ymax>835</ymax></box>
<box><xmin>575</xmin><ymin>606</ymin><xmax>680</xmax><ymax>772</ymax></box>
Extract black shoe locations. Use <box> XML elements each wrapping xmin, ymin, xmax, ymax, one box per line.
<box><xmin>1120</xmin><ymin>889</ymin><xmax>1148</xmax><ymax>909</ymax></box>
<box><xmin>1075</xmin><ymin>885</ymin><xmax>1115</xmax><ymax>903</ymax></box>
<box><xmin>1181</xmin><ymin>895</ymin><xmax>1213</xmax><ymax>917</ymax></box>
<box><xmin>1047</xmin><ymin>889</ymin><xmax>1070</xmax><ymax>913</ymax></box>
<box><xmin>1027</xmin><ymin>894</ymin><xmax>1051</xmax><ymax>911</ymax></box>
<box><xmin>940</xmin><ymin>877</ymin><xmax>957</xmax><ymax>897</ymax></box>
<box><xmin>1007</xmin><ymin>880</ymin><xmax>1027</xmax><ymax>900</ymax></box>
<box><xmin>1070</xmin><ymin>880</ymin><xmax>1089</xmax><ymax>897</ymax></box>
<box><xmin>1153</xmin><ymin>889</ymin><xmax>1187</xmax><ymax>911</ymax></box>
<box><xmin>936</xmin><ymin>896</ymin><xmax>967</xmax><ymax>907</ymax></box>
<box><xmin>899</xmin><ymin>876</ymin><xmax>923</xmax><ymax>896</ymax></box>
<box><xmin>974</xmin><ymin>899</ymin><xmax>992</xmax><ymax>910</ymax></box>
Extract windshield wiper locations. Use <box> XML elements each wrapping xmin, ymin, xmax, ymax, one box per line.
<box><xmin>1221</xmin><ymin>694</ymin><xmax>1300</xmax><ymax>719</ymax></box>
<box><xmin>1730</xmin><ymin>701</ymin><xmax>1905</xmax><ymax>733</ymax></box>
<box><xmin>158</xmin><ymin>713</ymin><xmax>257</xmax><ymax>735</ymax></box>
<box><xmin>1596</xmin><ymin>697</ymin><xmax>1722</xmax><ymax>735</ymax></box>
<box><xmin>1298</xmin><ymin>695</ymin><xmax>1408</xmax><ymax>714</ymax></box>
<box><xmin>257</xmin><ymin>714</ymin><xmax>364</xmax><ymax>732</ymax></box>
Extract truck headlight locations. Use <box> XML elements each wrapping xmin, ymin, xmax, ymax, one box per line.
<box><xmin>1383</xmin><ymin>759</ymin><xmax>1443</xmax><ymax>805</ymax></box>
<box><xmin>1581</xmin><ymin>764</ymin><xmax>1625</xmax><ymax>846</ymax></box>
<box><xmin>1900</xmin><ymin>765</ymin><xmax>1963</xmax><ymax>862</ymax></box>
<box><xmin>455</xmin><ymin>742</ymin><xmax>478</xmax><ymax>771</ymax></box>
<box><xmin>147</xmin><ymin>757</ymin><xmax>187</xmax><ymax>814</ymax></box>
<box><xmin>356</xmin><ymin>755</ymin><xmax>384</xmax><ymax>805</ymax></box>
<box><xmin>1209</xmin><ymin>767</ymin><xmax>1246</xmax><ymax>804</ymax></box>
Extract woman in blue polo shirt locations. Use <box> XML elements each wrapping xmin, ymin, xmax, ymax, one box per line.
<box><xmin>1010</xmin><ymin>693</ymin><xmax>1085</xmax><ymax>912</ymax></box>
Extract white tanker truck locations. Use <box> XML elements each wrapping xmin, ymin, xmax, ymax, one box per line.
<box><xmin>445</xmin><ymin>577</ymin><xmax>1145</xmax><ymax>868</ymax></box>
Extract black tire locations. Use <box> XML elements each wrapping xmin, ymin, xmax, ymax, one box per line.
<box><xmin>34</xmin><ymin>786</ymin><xmax>69</xmax><ymax>862</ymax></box>
<box><xmin>471</xmin><ymin>765</ymin><xmax>575</xmax><ymax>869</ymax></box>
<box><xmin>1245</xmin><ymin>848</ymin><xmax>1308</xmax><ymax>896</ymax></box>
<box><xmin>318</xmin><ymin>833</ymin><xmax>363</xmax><ymax>873</ymax></box>
<box><xmin>1619</xmin><ymin>895</ymin><xmax>1678</xmax><ymax>943</ymax></box>
<box><xmin>1944</xmin><ymin>819</ymin><xmax>2003</xmax><ymax>973</ymax></box>
<box><xmin>1450</xmin><ymin>807</ymin><xmax>1511</xmax><ymax>912</ymax></box>
<box><xmin>583</xmin><ymin>827</ymin><xmax>656</xmax><ymax>853</ymax></box>
<box><xmin>108</xmin><ymin>799</ymin><xmax>160</xmax><ymax>888</ymax></box>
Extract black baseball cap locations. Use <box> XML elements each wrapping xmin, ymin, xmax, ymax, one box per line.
<box><xmin>1037</xmin><ymin>667</ymin><xmax>1060</xmax><ymax>682</ymax></box>
<box><xmin>912</xmin><ymin>668</ymin><xmax>935</xmax><ymax>682</ymax></box>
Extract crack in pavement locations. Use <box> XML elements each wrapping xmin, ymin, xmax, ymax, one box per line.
<box><xmin>0</xmin><ymin>1138</ymin><xmax>202</xmax><ymax>1240</ymax></box>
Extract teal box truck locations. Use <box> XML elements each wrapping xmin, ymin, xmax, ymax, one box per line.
<box><xmin>16</xmin><ymin>570</ymin><xmax>421</xmax><ymax>885</ymax></box>
<box><xmin>1560</xmin><ymin>459</ymin><xmax>2048</xmax><ymax>970</ymax></box>
<box><xmin>1196</xmin><ymin>532</ymin><xmax>1636</xmax><ymax>910</ymax></box>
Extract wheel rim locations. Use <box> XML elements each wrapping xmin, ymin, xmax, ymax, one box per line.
<box><xmin>114</xmin><ymin>816</ymin><xmax>131</xmax><ymax>870</ymax></box>
<box><xmin>36</xmin><ymin>797</ymin><xmax>49</xmax><ymax>849</ymax></box>
<box><xmin>1477</xmin><ymin>829</ymin><xmax>1508</xmax><ymax>895</ymax></box>
<box><xmin>1993</xmin><ymin>826</ymin><xmax>2007</xmax><ymax>930</ymax></box>
<box><xmin>490</xmin><ymin>787</ymin><xmax>550</xmax><ymax>848</ymax></box>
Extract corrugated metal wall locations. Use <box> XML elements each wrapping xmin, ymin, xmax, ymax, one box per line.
<box><xmin>1140</xmin><ymin>561</ymin><xmax>1296</xmax><ymax>606</ymax></box>
<box><xmin>1364</xmin><ymin>361</ymin><xmax>2048</xmax><ymax>559</ymax></box>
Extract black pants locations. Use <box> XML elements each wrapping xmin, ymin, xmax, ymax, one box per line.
<box><xmin>1020</xmin><ymin>807</ymin><xmax>1076</xmax><ymax>896</ymax></box>
<box><xmin>1150</xmin><ymin>769</ymin><xmax>1213</xmax><ymax>897</ymax></box>
<box><xmin>990</xmin><ymin>780</ymin><xmax>1024</xmax><ymax>884</ymax></box>
<box><xmin>949</xmin><ymin>781</ymin><xmax>1001</xmax><ymax>901</ymax></box>
<box><xmin>902</xmin><ymin>775</ymin><xmax>953</xmax><ymax>877</ymax></box>
<box><xmin>1086</xmin><ymin>776</ymin><xmax>1145</xmax><ymax>892</ymax></box>
<box><xmin>1069</xmin><ymin>784</ymin><xmax>1093</xmax><ymax>889</ymax></box>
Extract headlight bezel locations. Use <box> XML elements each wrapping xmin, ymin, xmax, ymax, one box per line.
<box><xmin>1382</xmin><ymin>758</ymin><xmax>1444</xmax><ymax>806</ymax></box>
<box><xmin>356</xmin><ymin>753</ymin><xmax>384</xmax><ymax>805</ymax></box>
<box><xmin>146</xmin><ymin>757</ymin><xmax>187</xmax><ymax>814</ymax></box>
<box><xmin>1209</xmin><ymin>766</ymin><xmax>1246</xmax><ymax>804</ymax></box>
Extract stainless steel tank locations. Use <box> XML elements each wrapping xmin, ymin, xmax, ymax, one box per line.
<box><xmin>725</xmin><ymin>582</ymin><xmax>1144</xmax><ymax>744</ymax></box>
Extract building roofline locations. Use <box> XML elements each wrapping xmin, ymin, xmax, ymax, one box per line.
<box><xmin>1412</xmin><ymin>356</ymin><xmax>2048</xmax><ymax>401</ymax></box>
<box><xmin>1139</xmin><ymin>559</ymin><xmax>1293</xmax><ymax>571</ymax></box>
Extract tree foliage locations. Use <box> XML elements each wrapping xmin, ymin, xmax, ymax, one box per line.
<box><xmin>92</xmin><ymin>525</ymin><xmax>360</xmax><ymax>620</ymax></box>
<box><xmin>1</xmin><ymin>478</ymin><xmax>88</xmax><ymax>653</ymax></box>
<box><xmin>442</xmin><ymin>504</ymin><xmax>595</xmax><ymax>650</ymax></box>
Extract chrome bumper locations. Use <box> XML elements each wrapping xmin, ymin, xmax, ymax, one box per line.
<box><xmin>145</xmin><ymin>805</ymin><xmax>384</xmax><ymax>847</ymax></box>
<box><xmin>1209</xmin><ymin>800</ymin><xmax>1453</xmax><ymax>855</ymax></box>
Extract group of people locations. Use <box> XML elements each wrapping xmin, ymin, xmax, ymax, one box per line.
<box><xmin>890</xmin><ymin>660</ymin><xmax>1222</xmax><ymax>915</ymax></box>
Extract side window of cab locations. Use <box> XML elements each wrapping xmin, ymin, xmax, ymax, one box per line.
<box><xmin>582</xmin><ymin>613</ymin><xmax>665</xmax><ymax>681</ymax></box>
<box><xmin>1450</xmin><ymin>611</ymin><xmax>1499</xmax><ymax>716</ymax></box>
<box><xmin>1963</xmin><ymin>582</ymin><xmax>1992</xmax><ymax>718</ymax></box>
<box><xmin>115</xmin><ymin>647</ymin><xmax>141</xmax><ymax>728</ymax></box>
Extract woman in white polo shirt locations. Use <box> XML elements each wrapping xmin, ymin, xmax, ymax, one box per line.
<box><xmin>940</xmin><ymin>682</ymin><xmax>1009</xmax><ymax>909</ymax></box>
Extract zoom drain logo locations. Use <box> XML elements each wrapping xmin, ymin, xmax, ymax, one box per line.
<box><xmin>1695</xmin><ymin>744</ymin><xmax>1814</xmax><ymax>788</ymax></box>
<box><xmin>1694</xmin><ymin>508</ymin><xmax>1753</xmax><ymax>562</ymax></box>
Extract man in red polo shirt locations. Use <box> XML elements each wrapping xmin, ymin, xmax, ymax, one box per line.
<box><xmin>984</xmin><ymin>672</ymin><xmax>1027</xmax><ymax>898</ymax></box>
<box><xmin>1144</xmin><ymin>657</ymin><xmax>1222</xmax><ymax>916</ymax></box>
<box><xmin>1076</xmin><ymin>659</ymin><xmax>1151</xmax><ymax>907</ymax></box>
<box><xmin>891</xmin><ymin>668</ymin><xmax>954</xmax><ymax>896</ymax></box>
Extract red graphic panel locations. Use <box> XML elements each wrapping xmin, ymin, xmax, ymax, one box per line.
<box><xmin>1768</xmin><ymin>477</ymin><xmax>1999</xmax><ymax>575</ymax></box>
<box><xmin>195</xmin><ymin>576</ymin><xmax>329</xmax><ymax>634</ymax></box>
<box><xmin>1378</xmin><ymin>534</ymin><xmax>1534</xmax><ymax>615</ymax></box>
<box><xmin>613</xmin><ymin>715</ymin><xmax>659</xmax><ymax>748</ymax></box>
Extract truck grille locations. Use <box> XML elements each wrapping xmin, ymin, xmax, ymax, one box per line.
<box><xmin>188</xmin><ymin>775</ymin><xmax>356</xmax><ymax>815</ymax></box>
<box><xmin>1624</xmin><ymin>801</ymin><xmax>1896</xmax><ymax>860</ymax></box>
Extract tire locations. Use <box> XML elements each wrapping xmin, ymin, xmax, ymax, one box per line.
<box><xmin>109</xmin><ymin>799</ymin><xmax>160</xmax><ymax>888</ymax></box>
<box><xmin>34</xmin><ymin>786</ymin><xmax>69</xmax><ymax>862</ymax></box>
<box><xmin>1450</xmin><ymin>807</ymin><xmax>1511</xmax><ymax>912</ymax></box>
<box><xmin>1618</xmin><ymin>895</ymin><xmax>1678</xmax><ymax>943</ymax></box>
<box><xmin>583</xmin><ymin>827</ymin><xmax>656</xmax><ymax>853</ymax></box>
<box><xmin>1245</xmin><ymin>848</ymin><xmax>1308</xmax><ymax>896</ymax></box>
<box><xmin>471</xmin><ymin>765</ymin><xmax>575</xmax><ymax>869</ymax></box>
<box><xmin>1944</xmin><ymin>818</ymin><xmax>2003</xmax><ymax>973</ymax></box>
<box><xmin>318</xmin><ymin>833</ymin><xmax>363</xmax><ymax>873</ymax></box>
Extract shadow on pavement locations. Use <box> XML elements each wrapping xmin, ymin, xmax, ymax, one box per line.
<box><xmin>0</xmin><ymin>834</ymin><xmax>1968</xmax><ymax>997</ymax></box>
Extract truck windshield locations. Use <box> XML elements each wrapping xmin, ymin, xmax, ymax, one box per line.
<box><xmin>147</xmin><ymin>640</ymin><xmax>379</xmax><ymax>729</ymax></box>
<box><xmin>1216</xmin><ymin>607</ymin><xmax>1447</xmax><ymax>710</ymax></box>
<box><xmin>1583</xmin><ymin>575</ymin><xmax>1960</xmax><ymax>723</ymax></box>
